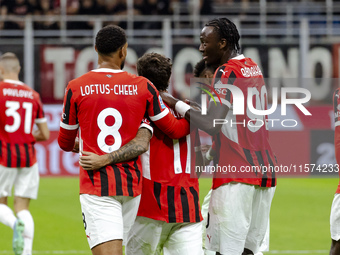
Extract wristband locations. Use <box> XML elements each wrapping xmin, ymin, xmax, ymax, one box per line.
<box><xmin>175</xmin><ymin>101</ymin><xmax>190</xmax><ymax>117</ymax></box>
<box><xmin>206</xmin><ymin>148</ymin><xmax>214</xmax><ymax>161</ymax></box>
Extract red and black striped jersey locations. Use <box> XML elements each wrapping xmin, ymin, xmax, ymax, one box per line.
<box><xmin>58</xmin><ymin>68</ymin><xmax>190</xmax><ymax>197</ymax></box>
<box><xmin>138</xmin><ymin>106</ymin><xmax>203</xmax><ymax>223</ymax></box>
<box><xmin>333</xmin><ymin>88</ymin><xmax>340</xmax><ymax>193</ymax></box>
<box><xmin>210</xmin><ymin>55</ymin><xmax>277</xmax><ymax>189</ymax></box>
<box><xmin>0</xmin><ymin>79</ymin><xmax>46</xmax><ymax>168</ymax></box>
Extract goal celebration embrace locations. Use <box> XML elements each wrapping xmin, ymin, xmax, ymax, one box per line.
<box><xmin>57</xmin><ymin>18</ymin><xmax>276</xmax><ymax>255</ymax></box>
<box><xmin>0</xmin><ymin>7</ymin><xmax>339</xmax><ymax>255</ymax></box>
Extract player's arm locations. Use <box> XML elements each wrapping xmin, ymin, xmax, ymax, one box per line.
<box><xmin>160</xmin><ymin>66</ymin><xmax>230</xmax><ymax>136</ymax></box>
<box><xmin>58</xmin><ymin>85</ymin><xmax>79</xmax><ymax>151</ymax></box>
<box><xmin>79</xmin><ymin>127</ymin><xmax>152</xmax><ymax>170</ymax></box>
<box><xmin>161</xmin><ymin>95</ymin><xmax>228</xmax><ymax>136</ymax></box>
<box><xmin>146</xmin><ymin>82</ymin><xmax>190</xmax><ymax>139</ymax></box>
<box><xmin>32</xmin><ymin>94</ymin><xmax>50</xmax><ymax>141</ymax></box>
<box><xmin>33</xmin><ymin>122</ymin><xmax>50</xmax><ymax>141</ymax></box>
<box><xmin>151</xmin><ymin>112</ymin><xmax>190</xmax><ymax>139</ymax></box>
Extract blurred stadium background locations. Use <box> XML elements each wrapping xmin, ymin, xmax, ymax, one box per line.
<box><xmin>0</xmin><ymin>0</ymin><xmax>340</xmax><ymax>254</ymax></box>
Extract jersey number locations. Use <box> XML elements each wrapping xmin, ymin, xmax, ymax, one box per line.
<box><xmin>247</xmin><ymin>85</ymin><xmax>268</xmax><ymax>133</ymax></box>
<box><xmin>97</xmin><ymin>108</ymin><xmax>122</xmax><ymax>153</ymax></box>
<box><xmin>173</xmin><ymin>135</ymin><xmax>191</xmax><ymax>174</ymax></box>
<box><xmin>5</xmin><ymin>101</ymin><xmax>33</xmax><ymax>134</ymax></box>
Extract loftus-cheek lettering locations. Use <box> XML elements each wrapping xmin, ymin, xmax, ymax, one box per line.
<box><xmin>80</xmin><ymin>84</ymin><xmax>110</xmax><ymax>96</ymax></box>
<box><xmin>80</xmin><ymin>84</ymin><xmax>138</xmax><ymax>96</ymax></box>
<box><xmin>113</xmin><ymin>85</ymin><xmax>138</xmax><ymax>95</ymax></box>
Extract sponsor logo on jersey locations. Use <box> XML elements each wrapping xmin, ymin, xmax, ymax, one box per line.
<box><xmin>159</xmin><ymin>95</ymin><xmax>166</xmax><ymax>109</ymax></box>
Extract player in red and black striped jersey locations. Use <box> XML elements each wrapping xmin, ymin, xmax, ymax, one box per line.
<box><xmin>0</xmin><ymin>53</ymin><xmax>50</xmax><ymax>255</ymax></box>
<box><xmin>127</xmin><ymin>53</ymin><xmax>203</xmax><ymax>255</ymax></box>
<box><xmin>78</xmin><ymin>53</ymin><xmax>204</xmax><ymax>255</ymax></box>
<box><xmin>161</xmin><ymin>18</ymin><xmax>276</xmax><ymax>255</ymax></box>
<box><xmin>79</xmin><ymin>53</ymin><xmax>204</xmax><ymax>254</ymax></box>
<box><xmin>58</xmin><ymin>26</ymin><xmax>191</xmax><ymax>255</ymax></box>
<box><xmin>330</xmin><ymin>88</ymin><xmax>340</xmax><ymax>255</ymax></box>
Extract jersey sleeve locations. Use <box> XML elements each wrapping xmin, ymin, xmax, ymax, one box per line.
<box><xmin>34</xmin><ymin>92</ymin><xmax>47</xmax><ymax>124</ymax></box>
<box><xmin>58</xmin><ymin>84</ymin><xmax>78</xmax><ymax>151</ymax></box>
<box><xmin>139</xmin><ymin>117</ymin><xmax>153</xmax><ymax>136</ymax></box>
<box><xmin>145</xmin><ymin>82</ymin><xmax>190</xmax><ymax>139</ymax></box>
<box><xmin>210</xmin><ymin>65</ymin><xmax>235</xmax><ymax>108</ymax></box>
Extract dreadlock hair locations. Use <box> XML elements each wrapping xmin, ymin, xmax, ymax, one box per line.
<box><xmin>95</xmin><ymin>25</ymin><xmax>127</xmax><ymax>55</ymax></box>
<box><xmin>137</xmin><ymin>53</ymin><xmax>172</xmax><ymax>91</ymax></box>
<box><xmin>205</xmin><ymin>18</ymin><xmax>240</xmax><ymax>53</ymax></box>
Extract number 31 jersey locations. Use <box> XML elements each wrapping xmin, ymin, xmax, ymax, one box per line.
<box><xmin>59</xmin><ymin>68</ymin><xmax>181</xmax><ymax>197</ymax></box>
<box><xmin>0</xmin><ymin>79</ymin><xmax>46</xmax><ymax>168</ymax></box>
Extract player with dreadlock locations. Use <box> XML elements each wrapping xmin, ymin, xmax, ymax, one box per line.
<box><xmin>161</xmin><ymin>18</ymin><xmax>277</xmax><ymax>255</ymax></box>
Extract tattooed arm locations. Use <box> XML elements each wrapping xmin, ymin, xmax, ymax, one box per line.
<box><xmin>79</xmin><ymin>128</ymin><xmax>152</xmax><ymax>171</ymax></box>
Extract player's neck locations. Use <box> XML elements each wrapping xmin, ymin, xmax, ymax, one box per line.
<box><xmin>2</xmin><ymin>73</ymin><xmax>19</xmax><ymax>81</ymax></box>
<box><xmin>220</xmin><ymin>50</ymin><xmax>239</xmax><ymax>65</ymax></box>
<box><xmin>97</xmin><ymin>54</ymin><xmax>123</xmax><ymax>70</ymax></box>
<box><xmin>97</xmin><ymin>62</ymin><xmax>121</xmax><ymax>70</ymax></box>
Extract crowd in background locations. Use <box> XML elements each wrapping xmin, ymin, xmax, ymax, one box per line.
<box><xmin>0</xmin><ymin>0</ymin><xmax>336</xmax><ymax>31</ymax></box>
<box><xmin>0</xmin><ymin>0</ymin><xmax>214</xmax><ymax>30</ymax></box>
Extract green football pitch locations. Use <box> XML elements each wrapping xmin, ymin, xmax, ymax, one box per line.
<box><xmin>0</xmin><ymin>177</ymin><xmax>338</xmax><ymax>255</ymax></box>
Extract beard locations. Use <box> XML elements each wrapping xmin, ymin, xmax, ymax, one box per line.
<box><xmin>120</xmin><ymin>60</ymin><xmax>125</xmax><ymax>70</ymax></box>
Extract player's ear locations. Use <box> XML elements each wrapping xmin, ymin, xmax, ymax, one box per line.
<box><xmin>219</xmin><ymin>39</ymin><xmax>227</xmax><ymax>50</ymax></box>
<box><xmin>121</xmin><ymin>43</ymin><xmax>128</xmax><ymax>58</ymax></box>
<box><xmin>94</xmin><ymin>45</ymin><xmax>98</xmax><ymax>53</ymax></box>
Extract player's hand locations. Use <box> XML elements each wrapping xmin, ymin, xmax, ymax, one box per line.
<box><xmin>72</xmin><ymin>137</ymin><xmax>79</xmax><ymax>153</ymax></box>
<box><xmin>160</xmin><ymin>91</ymin><xmax>178</xmax><ymax>109</ymax></box>
<box><xmin>79</xmin><ymin>151</ymin><xmax>108</xmax><ymax>170</ymax></box>
<box><xmin>200</xmin><ymin>144</ymin><xmax>211</xmax><ymax>154</ymax></box>
<box><xmin>184</xmin><ymin>99</ymin><xmax>201</xmax><ymax>111</ymax></box>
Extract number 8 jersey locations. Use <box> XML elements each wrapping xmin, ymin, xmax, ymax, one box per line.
<box><xmin>0</xmin><ymin>79</ymin><xmax>46</xmax><ymax>168</ymax></box>
<box><xmin>58</xmin><ymin>68</ymin><xmax>190</xmax><ymax>197</ymax></box>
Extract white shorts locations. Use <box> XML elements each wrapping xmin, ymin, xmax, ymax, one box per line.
<box><xmin>205</xmin><ymin>183</ymin><xmax>275</xmax><ymax>255</ymax></box>
<box><xmin>201</xmin><ymin>189</ymin><xmax>212</xmax><ymax>250</ymax></box>
<box><xmin>0</xmin><ymin>163</ymin><xmax>39</xmax><ymax>199</ymax></box>
<box><xmin>80</xmin><ymin>194</ymin><xmax>141</xmax><ymax>249</ymax></box>
<box><xmin>126</xmin><ymin>216</ymin><xmax>204</xmax><ymax>255</ymax></box>
<box><xmin>331</xmin><ymin>193</ymin><xmax>340</xmax><ymax>241</ymax></box>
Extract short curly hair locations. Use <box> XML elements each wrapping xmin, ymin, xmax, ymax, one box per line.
<box><xmin>194</xmin><ymin>59</ymin><xmax>218</xmax><ymax>78</ymax></box>
<box><xmin>95</xmin><ymin>25</ymin><xmax>127</xmax><ymax>55</ymax></box>
<box><xmin>194</xmin><ymin>59</ymin><xmax>207</xmax><ymax>78</ymax></box>
<box><xmin>137</xmin><ymin>53</ymin><xmax>172</xmax><ymax>91</ymax></box>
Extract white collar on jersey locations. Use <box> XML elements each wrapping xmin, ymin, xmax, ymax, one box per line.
<box><xmin>91</xmin><ymin>68</ymin><xmax>124</xmax><ymax>73</ymax></box>
<box><xmin>3</xmin><ymin>79</ymin><xmax>24</xmax><ymax>85</ymax></box>
<box><xmin>231</xmin><ymin>54</ymin><xmax>245</xmax><ymax>60</ymax></box>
